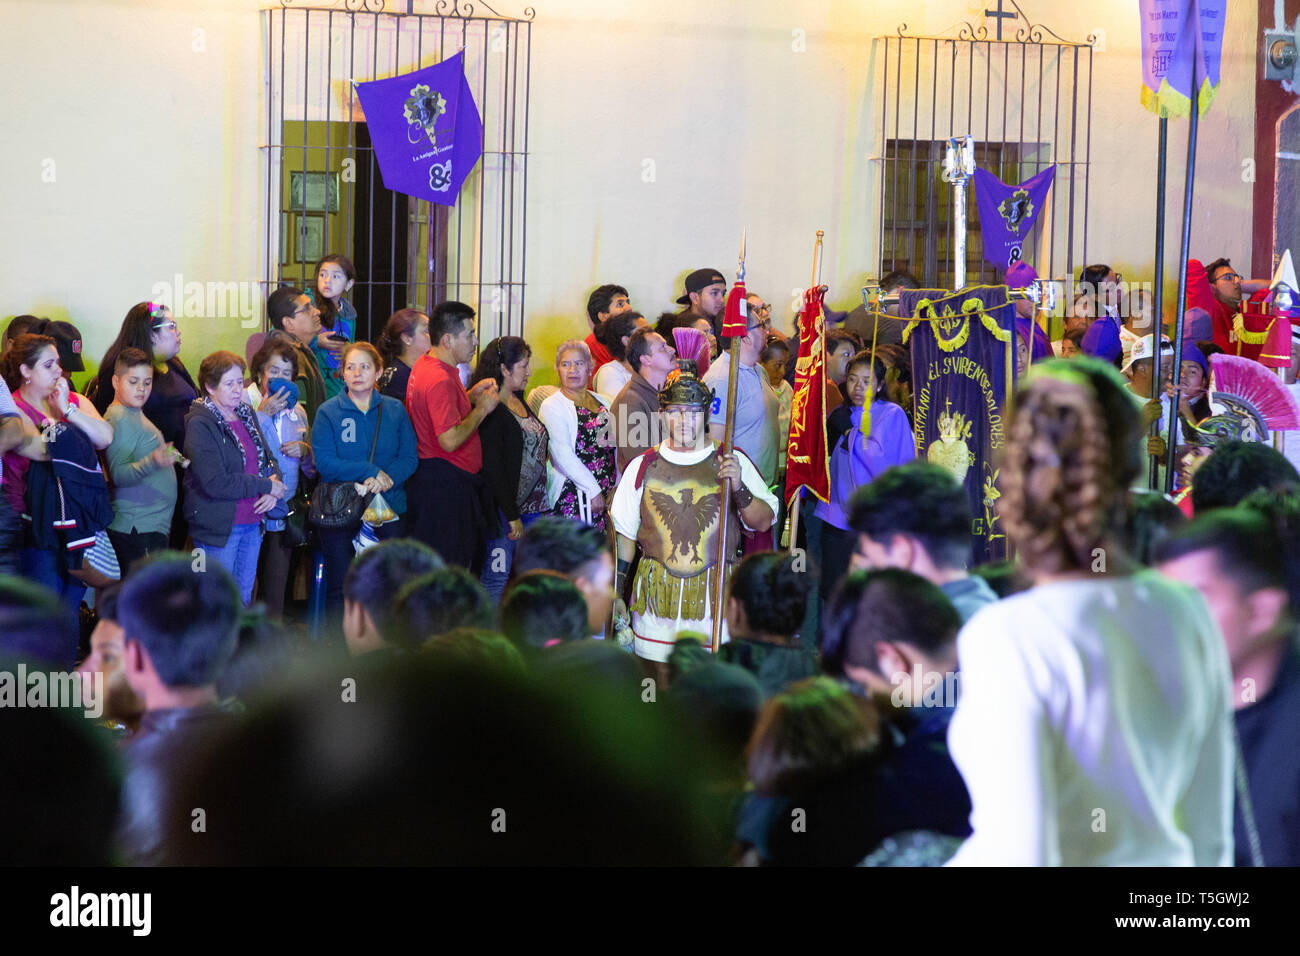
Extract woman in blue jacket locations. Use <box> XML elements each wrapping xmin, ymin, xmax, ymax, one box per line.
<box><xmin>311</xmin><ymin>342</ymin><xmax>418</xmax><ymax>610</ymax></box>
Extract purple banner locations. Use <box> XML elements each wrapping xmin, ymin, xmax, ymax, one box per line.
<box><xmin>971</xmin><ymin>165</ymin><xmax>1055</xmax><ymax>272</ymax></box>
<box><xmin>353</xmin><ymin>52</ymin><xmax>483</xmax><ymax>206</ymax></box>
<box><xmin>900</xmin><ymin>287</ymin><xmax>1013</xmax><ymax>564</ymax></box>
<box><xmin>1139</xmin><ymin>0</ymin><xmax>1226</xmax><ymax>117</ymax></box>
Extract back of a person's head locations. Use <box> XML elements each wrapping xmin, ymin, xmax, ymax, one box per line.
<box><xmin>880</xmin><ymin>269</ymin><xmax>920</xmax><ymax>292</ymax></box>
<box><xmin>424</xmin><ymin>628</ymin><xmax>527</xmax><ymax>674</ymax></box>
<box><xmin>821</xmin><ymin>569</ymin><xmax>961</xmax><ymax>677</ymax></box>
<box><xmin>1001</xmin><ymin>359</ymin><xmax>1141</xmax><ymax>574</ymax></box>
<box><xmin>654</xmin><ymin>311</ymin><xmax>686</xmax><ymax>340</ymax></box>
<box><xmin>1239</xmin><ymin>487</ymin><xmax>1300</xmax><ymax>610</ymax></box>
<box><xmin>266</xmin><ymin>286</ymin><xmax>304</xmax><ymax>331</ymax></box>
<box><xmin>667</xmin><ymin>634</ymin><xmax>714</xmax><ymax>683</ymax></box>
<box><xmin>1191</xmin><ymin>441</ymin><xmax>1300</xmax><ymax>514</ymax></box>
<box><xmin>392</xmin><ymin>566</ymin><xmax>491</xmax><ymax>650</ymax></box>
<box><xmin>2</xmin><ymin>313</ymin><xmax>41</xmax><ymax>347</ymax></box>
<box><xmin>218</xmin><ymin>610</ymin><xmax>295</xmax><ymax>703</ymax></box>
<box><xmin>117</xmin><ymin>554</ymin><xmax>241</xmax><ymax>689</ymax></box>
<box><xmin>1124</xmin><ymin>490</ymin><xmax>1187</xmax><ymax>566</ymax></box>
<box><xmin>0</xmin><ymin>707</ymin><xmax>120</xmax><ymax>864</ymax></box>
<box><xmin>344</xmin><ymin>539</ymin><xmax>444</xmax><ymax>643</ymax></box>
<box><xmin>746</xmin><ymin>676</ymin><xmax>880</xmax><ymax>797</ymax></box>
<box><xmin>849</xmin><ymin>463</ymin><xmax>972</xmax><ymax>570</ymax></box>
<box><xmin>535</xmin><ymin>638</ymin><xmax>643</xmax><ymax>688</ymax></box>
<box><xmin>166</xmin><ymin>652</ymin><xmax>723</xmax><ymax>864</ymax></box>
<box><xmin>0</xmin><ymin>575</ymin><xmax>77</xmax><ymax>668</ymax></box>
<box><xmin>1155</xmin><ymin>507</ymin><xmax>1284</xmax><ymax>601</ymax></box>
<box><xmin>594</xmin><ymin>310</ymin><xmax>643</xmax><ymax>361</ymax></box>
<box><xmin>513</xmin><ymin>516</ymin><xmax>606</xmax><ymax>578</ymax></box>
<box><xmin>500</xmin><ymin>570</ymin><xmax>589</xmax><ymax>651</ymax></box>
<box><xmin>728</xmin><ymin>551</ymin><xmax>813</xmax><ymax>640</ymax></box>
<box><xmin>670</xmin><ymin>660</ymin><xmax>763</xmax><ymax>769</ymax></box>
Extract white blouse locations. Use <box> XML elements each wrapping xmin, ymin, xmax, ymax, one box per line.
<box><xmin>946</xmin><ymin>571</ymin><xmax>1234</xmax><ymax>866</ymax></box>
<box><xmin>537</xmin><ymin>388</ymin><xmax>611</xmax><ymax>509</ymax></box>
<box><xmin>593</xmin><ymin>361</ymin><xmax>632</xmax><ymax>404</ymax></box>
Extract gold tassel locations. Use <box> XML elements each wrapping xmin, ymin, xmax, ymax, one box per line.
<box><xmin>862</xmin><ymin>301</ymin><xmax>882</xmax><ymax>440</ymax></box>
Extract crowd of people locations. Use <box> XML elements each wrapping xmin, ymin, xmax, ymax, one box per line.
<box><xmin>3</xmin><ymin>250</ymin><xmax>1299</xmax><ymax>867</ymax></box>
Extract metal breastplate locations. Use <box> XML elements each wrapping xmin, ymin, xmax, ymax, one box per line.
<box><xmin>636</xmin><ymin>451</ymin><xmax>738</xmax><ymax>576</ymax></box>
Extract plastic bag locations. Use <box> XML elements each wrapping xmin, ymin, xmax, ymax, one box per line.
<box><xmin>362</xmin><ymin>491</ymin><xmax>397</xmax><ymax>526</ymax></box>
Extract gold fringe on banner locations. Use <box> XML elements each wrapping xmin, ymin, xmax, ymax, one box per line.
<box><xmin>1232</xmin><ymin>314</ymin><xmax>1275</xmax><ymax>347</ymax></box>
<box><xmin>898</xmin><ymin>289</ymin><xmax>1013</xmax><ymax>349</ymax></box>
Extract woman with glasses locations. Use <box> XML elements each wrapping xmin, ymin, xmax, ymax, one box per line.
<box><xmin>92</xmin><ymin>302</ymin><xmax>200</xmax><ymax>548</ymax></box>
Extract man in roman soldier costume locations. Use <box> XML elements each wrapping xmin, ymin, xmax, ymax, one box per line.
<box><xmin>611</xmin><ymin>367</ymin><xmax>777</xmax><ymax>670</ymax></box>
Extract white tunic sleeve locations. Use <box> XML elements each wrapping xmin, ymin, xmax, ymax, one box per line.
<box><xmin>611</xmin><ymin>451</ymin><xmax>648</xmax><ymax>540</ymax></box>
<box><xmin>735</xmin><ymin>450</ymin><xmax>779</xmax><ymax>529</ymax></box>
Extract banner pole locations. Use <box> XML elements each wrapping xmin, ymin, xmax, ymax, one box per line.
<box><xmin>946</xmin><ymin>136</ymin><xmax>973</xmax><ymax>291</ymax></box>
<box><xmin>1164</xmin><ymin>69</ymin><xmax>1199</xmax><ymax>493</ymax></box>
<box><xmin>785</xmin><ymin>231</ymin><xmax>824</xmax><ymax>558</ymax></box>
<box><xmin>712</xmin><ymin>230</ymin><xmax>748</xmax><ymax>654</ymax></box>
<box><xmin>1149</xmin><ymin>116</ymin><xmax>1168</xmax><ymax>490</ymax></box>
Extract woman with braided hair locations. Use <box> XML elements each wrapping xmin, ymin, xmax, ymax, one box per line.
<box><xmin>945</xmin><ymin>358</ymin><xmax>1235</xmax><ymax>866</ymax></box>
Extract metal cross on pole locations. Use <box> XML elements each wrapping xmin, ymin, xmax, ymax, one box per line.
<box><xmin>943</xmin><ymin>135</ymin><xmax>977</xmax><ymax>291</ymax></box>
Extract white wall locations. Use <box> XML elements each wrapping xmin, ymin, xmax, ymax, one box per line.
<box><xmin>0</xmin><ymin>0</ymin><xmax>1261</xmax><ymax>384</ymax></box>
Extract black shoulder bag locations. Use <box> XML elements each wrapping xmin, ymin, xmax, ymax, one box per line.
<box><xmin>308</xmin><ymin>403</ymin><xmax>383</xmax><ymax>530</ymax></box>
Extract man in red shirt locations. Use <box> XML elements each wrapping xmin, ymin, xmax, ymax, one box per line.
<box><xmin>1187</xmin><ymin>257</ymin><xmax>1271</xmax><ymax>360</ymax></box>
<box><xmin>406</xmin><ymin>301</ymin><xmax>499</xmax><ymax>571</ymax></box>
<box><xmin>584</xmin><ymin>284</ymin><xmax>632</xmax><ymax>372</ymax></box>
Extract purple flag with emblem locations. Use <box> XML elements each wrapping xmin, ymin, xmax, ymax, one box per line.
<box><xmin>971</xmin><ymin>165</ymin><xmax>1055</xmax><ymax>272</ymax></box>
<box><xmin>353</xmin><ymin>52</ymin><xmax>482</xmax><ymax>206</ymax></box>
<box><xmin>1138</xmin><ymin>0</ymin><xmax>1226</xmax><ymax>117</ymax></box>
<box><xmin>900</xmin><ymin>287</ymin><xmax>1014</xmax><ymax>564</ymax></box>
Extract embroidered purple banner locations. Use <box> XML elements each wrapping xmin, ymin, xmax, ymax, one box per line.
<box><xmin>971</xmin><ymin>165</ymin><xmax>1055</xmax><ymax>272</ymax></box>
<box><xmin>353</xmin><ymin>52</ymin><xmax>483</xmax><ymax>206</ymax></box>
<box><xmin>1138</xmin><ymin>0</ymin><xmax>1226</xmax><ymax>117</ymax></box>
<box><xmin>900</xmin><ymin>287</ymin><xmax>1014</xmax><ymax>564</ymax></box>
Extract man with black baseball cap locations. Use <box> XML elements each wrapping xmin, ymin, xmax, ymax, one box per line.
<box><xmin>675</xmin><ymin>268</ymin><xmax>727</xmax><ymax>338</ymax></box>
<box><xmin>31</xmin><ymin>318</ymin><xmax>86</xmax><ymax>376</ymax></box>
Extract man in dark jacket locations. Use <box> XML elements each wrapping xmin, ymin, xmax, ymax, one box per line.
<box><xmin>116</xmin><ymin>554</ymin><xmax>241</xmax><ymax>865</ymax></box>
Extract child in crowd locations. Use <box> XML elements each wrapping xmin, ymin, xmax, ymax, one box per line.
<box><xmin>310</xmin><ymin>254</ymin><xmax>358</xmax><ymax>399</ymax></box>
<box><xmin>103</xmin><ymin>348</ymin><xmax>181</xmax><ymax>573</ymax></box>
<box><xmin>759</xmin><ymin>335</ymin><xmax>793</xmax><ymax>475</ymax></box>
